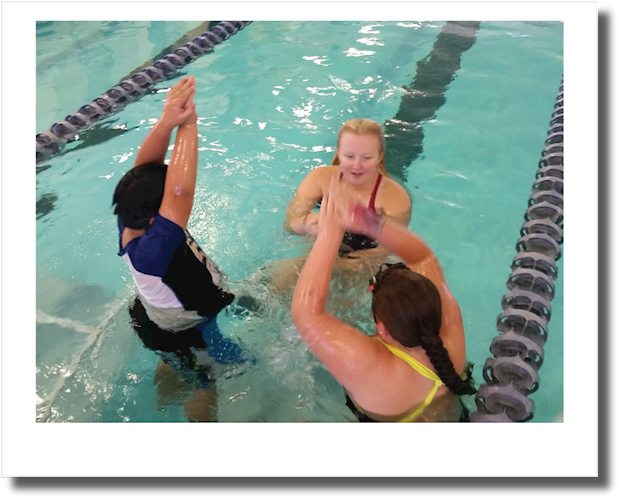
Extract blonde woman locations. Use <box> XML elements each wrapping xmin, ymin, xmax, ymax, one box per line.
<box><xmin>285</xmin><ymin>118</ymin><xmax>411</xmax><ymax>250</ymax></box>
<box><xmin>277</xmin><ymin>119</ymin><xmax>411</xmax><ymax>291</ymax></box>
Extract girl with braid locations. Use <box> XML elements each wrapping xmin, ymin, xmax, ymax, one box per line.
<box><xmin>291</xmin><ymin>176</ymin><xmax>475</xmax><ymax>422</ymax></box>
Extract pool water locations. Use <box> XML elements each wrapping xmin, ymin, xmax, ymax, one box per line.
<box><xmin>35</xmin><ymin>20</ymin><xmax>563</xmax><ymax>423</ymax></box>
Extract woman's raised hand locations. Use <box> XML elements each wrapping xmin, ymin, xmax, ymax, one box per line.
<box><xmin>317</xmin><ymin>175</ymin><xmax>367</xmax><ymax>237</ymax></box>
<box><xmin>323</xmin><ymin>174</ymin><xmax>385</xmax><ymax>239</ymax></box>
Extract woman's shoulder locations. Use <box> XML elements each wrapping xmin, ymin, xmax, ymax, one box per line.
<box><xmin>380</xmin><ymin>175</ymin><xmax>409</xmax><ymax>197</ymax></box>
<box><xmin>300</xmin><ymin>165</ymin><xmax>339</xmax><ymax>188</ymax></box>
<box><xmin>307</xmin><ymin>164</ymin><xmax>339</xmax><ymax>179</ymax></box>
<box><xmin>378</xmin><ymin>176</ymin><xmax>411</xmax><ymax>212</ymax></box>
<box><xmin>295</xmin><ymin>165</ymin><xmax>338</xmax><ymax>200</ymax></box>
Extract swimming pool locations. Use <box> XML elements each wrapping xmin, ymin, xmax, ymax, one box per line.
<box><xmin>34</xmin><ymin>20</ymin><xmax>563</xmax><ymax>424</ymax></box>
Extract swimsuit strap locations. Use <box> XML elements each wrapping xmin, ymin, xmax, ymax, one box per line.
<box><xmin>379</xmin><ymin>338</ymin><xmax>443</xmax><ymax>383</ymax></box>
<box><xmin>401</xmin><ymin>384</ymin><xmax>443</xmax><ymax>423</ymax></box>
<box><xmin>367</xmin><ymin>173</ymin><xmax>383</xmax><ymax>209</ymax></box>
<box><xmin>336</xmin><ymin>172</ymin><xmax>381</xmax><ymax>209</ymax></box>
<box><xmin>378</xmin><ymin>338</ymin><xmax>445</xmax><ymax>423</ymax></box>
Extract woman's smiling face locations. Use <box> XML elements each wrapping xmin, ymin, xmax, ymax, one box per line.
<box><xmin>336</xmin><ymin>132</ymin><xmax>384</xmax><ymax>186</ymax></box>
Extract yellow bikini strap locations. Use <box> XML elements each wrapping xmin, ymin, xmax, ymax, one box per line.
<box><xmin>378</xmin><ymin>338</ymin><xmax>446</xmax><ymax>423</ymax></box>
<box><xmin>400</xmin><ymin>383</ymin><xmax>443</xmax><ymax>423</ymax></box>
<box><xmin>379</xmin><ymin>338</ymin><xmax>444</xmax><ymax>384</ymax></box>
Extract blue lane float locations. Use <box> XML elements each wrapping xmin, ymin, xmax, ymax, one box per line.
<box><xmin>36</xmin><ymin>21</ymin><xmax>252</xmax><ymax>164</ymax></box>
<box><xmin>471</xmin><ymin>78</ymin><xmax>564</xmax><ymax>422</ymax></box>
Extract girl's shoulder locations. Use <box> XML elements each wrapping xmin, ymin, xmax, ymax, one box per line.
<box><xmin>296</xmin><ymin>165</ymin><xmax>339</xmax><ymax>199</ymax></box>
<box><xmin>303</xmin><ymin>165</ymin><xmax>340</xmax><ymax>186</ymax></box>
<box><xmin>311</xmin><ymin>164</ymin><xmax>340</xmax><ymax>177</ymax></box>
<box><xmin>379</xmin><ymin>176</ymin><xmax>411</xmax><ymax>204</ymax></box>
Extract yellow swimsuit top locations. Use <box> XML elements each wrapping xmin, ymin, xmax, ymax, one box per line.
<box><xmin>378</xmin><ymin>338</ymin><xmax>445</xmax><ymax>422</ymax></box>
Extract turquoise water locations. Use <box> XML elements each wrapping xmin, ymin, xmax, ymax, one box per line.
<box><xmin>35</xmin><ymin>21</ymin><xmax>563</xmax><ymax>423</ymax></box>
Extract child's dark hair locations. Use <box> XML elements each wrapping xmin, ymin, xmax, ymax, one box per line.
<box><xmin>112</xmin><ymin>163</ymin><xmax>168</xmax><ymax>229</ymax></box>
<box><xmin>371</xmin><ymin>266</ymin><xmax>476</xmax><ymax>396</ymax></box>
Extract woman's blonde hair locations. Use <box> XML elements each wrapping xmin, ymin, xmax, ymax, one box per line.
<box><xmin>331</xmin><ymin>118</ymin><xmax>388</xmax><ymax>176</ymax></box>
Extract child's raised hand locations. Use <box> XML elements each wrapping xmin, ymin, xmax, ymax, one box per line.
<box><xmin>160</xmin><ymin>76</ymin><xmax>197</xmax><ymax>129</ymax></box>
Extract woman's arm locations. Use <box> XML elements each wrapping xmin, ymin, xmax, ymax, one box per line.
<box><xmin>337</xmin><ymin>184</ymin><xmax>432</xmax><ymax>268</ymax></box>
<box><xmin>284</xmin><ymin>196</ymin><xmax>319</xmax><ymax>236</ymax></box>
<box><xmin>378</xmin><ymin>180</ymin><xmax>412</xmax><ymax>227</ymax></box>
<box><xmin>290</xmin><ymin>190</ymin><xmax>341</xmax><ymax>321</ymax></box>
<box><xmin>283</xmin><ymin>167</ymin><xmax>327</xmax><ymax>236</ymax></box>
<box><xmin>291</xmin><ymin>177</ymin><xmax>381</xmax><ymax>388</ymax></box>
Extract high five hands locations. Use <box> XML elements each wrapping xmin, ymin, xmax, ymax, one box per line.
<box><xmin>318</xmin><ymin>175</ymin><xmax>385</xmax><ymax>241</ymax></box>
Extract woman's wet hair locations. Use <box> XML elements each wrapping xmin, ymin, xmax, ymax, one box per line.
<box><xmin>371</xmin><ymin>265</ymin><xmax>476</xmax><ymax>396</ymax></box>
<box><xmin>112</xmin><ymin>162</ymin><xmax>168</xmax><ymax>229</ymax></box>
<box><xmin>332</xmin><ymin>118</ymin><xmax>388</xmax><ymax>176</ymax></box>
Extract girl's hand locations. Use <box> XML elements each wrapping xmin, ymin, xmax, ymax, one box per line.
<box><xmin>351</xmin><ymin>203</ymin><xmax>385</xmax><ymax>240</ymax></box>
<box><xmin>317</xmin><ymin>176</ymin><xmax>348</xmax><ymax>241</ymax></box>
<box><xmin>326</xmin><ymin>174</ymin><xmax>385</xmax><ymax>239</ymax></box>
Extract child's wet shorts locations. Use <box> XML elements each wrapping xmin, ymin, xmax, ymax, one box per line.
<box><xmin>128</xmin><ymin>296</ymin><xmax>245</xmax><ymax>390</ymax></box>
